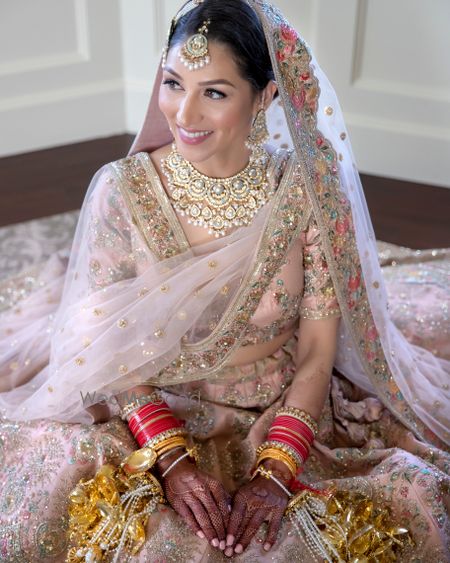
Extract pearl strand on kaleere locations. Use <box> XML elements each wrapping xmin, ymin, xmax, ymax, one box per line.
<box><xmin>287</xmin><ymin>495</ymin><xmax>343</xmax><ymax>563</ymax></box>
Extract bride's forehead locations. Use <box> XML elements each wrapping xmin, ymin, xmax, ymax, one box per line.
<box><xmin>166</xmin><ymin>40</ymin><xmax>242</xmax><ymax>79</ymax></box>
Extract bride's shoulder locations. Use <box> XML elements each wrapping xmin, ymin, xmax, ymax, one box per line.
<box><xmin>105</xmin><ymin>143</ymin><xmax>172</xmax><ymax>172</ymax></box>
<box><xmin>149</xmin><ymin>143</ymin><xmax>172</xmax><ymax>162</ymax></box>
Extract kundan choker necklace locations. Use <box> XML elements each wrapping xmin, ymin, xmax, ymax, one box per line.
<box><xmin>161</xmin><ymin>145</ymin><xmax>272</xmax><ymax>237</ymax></box>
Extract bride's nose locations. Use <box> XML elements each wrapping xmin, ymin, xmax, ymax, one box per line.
<box><xmin>176</xmin><ymin>94</ymin><xmax>201</xmax><ymax>128</ymax></box>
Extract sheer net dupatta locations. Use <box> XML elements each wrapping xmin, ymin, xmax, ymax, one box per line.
<box><xmin>0</xmin><ymin>157</ymin><xmax>272</xmax><ymax>423</ymax></box>
<box><xmin>250</xmin><ymin>0</ymin><xmax>449</xmax><ymax>448</ymax></box>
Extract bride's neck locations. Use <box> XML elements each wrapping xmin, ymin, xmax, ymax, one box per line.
<box><xmin>184</xmin><ymin>147</ymin><xmax>252</xmax><ymax>179</ymax></box>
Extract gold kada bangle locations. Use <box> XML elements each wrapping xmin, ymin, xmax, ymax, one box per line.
<box><xmin>155</xmin><ymin>436</ymin><xmax>188</xmax><ymax>457</ymax></box>
<box><xmin>256</xmin><ymin>448</ymin><xmax>298</xmax><ymax>477</ymax></box>
<box><xmin>143</xmin><ymin>427</ymin><xmax>187</xmax><ymax>449</ymax></box>
<box><xmin>256</xmin><ymin>440</ymin><xmax>304</xmax><ymax>468</ymax></box>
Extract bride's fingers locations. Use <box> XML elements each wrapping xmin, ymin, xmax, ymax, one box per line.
<box><xmin>209</xmin><ymin>479</ymin><xmax>232</xmax><ymax>528</ymax></box>
<box><xmin>195</xmin><ymin>486</ymin><xmax>226</xmax><ymax>542</ymax></box>
<box><xmin>263</xmin><ymin>508</ymin><xmax>284</xmax><ymax>551</ymax></box>
<box><xmin>184</xmin><ymin>494</ymin><xmax>218</xmax><ymax>543</ymax></box>
<box><xmin>171</xmin><ymin>499</ymin><xmax>202</xmax><ymax>538</ymax></box>
<box><xmin>233</xmin><ymin>508</ymin><xmax>268</xmax><ymax>553</ymax></box>
<box><xmin>225</xmin><ymin>493</ymin><xmax>247</xmax><ymax>551</ymax></box>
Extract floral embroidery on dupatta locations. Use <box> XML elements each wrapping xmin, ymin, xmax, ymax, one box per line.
<box><xmin>251</xmin><ymin>0</ymin><xmax>444</xmax><ymax>448</ymax></box>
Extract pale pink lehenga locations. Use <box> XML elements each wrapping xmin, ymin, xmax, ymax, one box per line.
<box><xmin>0</xmin><ymin>155</ymin><xmax>448</xmax><ymax>562</ymax></box>
<box><xmin>1</xmin><ymin>0</ymin><xmax>450</xmax><ymax>560</ymax></box>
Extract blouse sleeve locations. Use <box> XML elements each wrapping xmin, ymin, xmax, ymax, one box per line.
<box><xmin>299</xmin><ymin>213</ymin><xmax>341</xmax><ymax>320</ymax></box>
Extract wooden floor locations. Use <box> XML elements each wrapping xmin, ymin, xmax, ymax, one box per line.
<box><xmin>1</xmin><ymin>134</ymin><xmax>449</xmax><ymax>249</ymax></box>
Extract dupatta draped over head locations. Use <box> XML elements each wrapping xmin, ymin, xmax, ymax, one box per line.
<box><xmin>0</xmin><ymin>0</ymin><xmax>448</xmax><ymax>450</ymax></box>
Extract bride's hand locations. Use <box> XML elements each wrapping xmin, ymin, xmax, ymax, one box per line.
<box><xmin>156</xmin><ymin>448</ymin><xmax>231</xmax><ymax>551</ymax></box>
<box><xmin>224</xmin><ymin>460</ymin><xmax>291</xmax><ymax>557</ymax></box>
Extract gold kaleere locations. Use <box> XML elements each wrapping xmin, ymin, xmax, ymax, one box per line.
<box><xmin>66</xmin><ymin>463</ymin><xmax>165</xmax><ymax>563</ymax></box>
<box><xmin>285</xmin><ymin>488</ymin><xmax>413</xmax><ymax>562</ymax></box>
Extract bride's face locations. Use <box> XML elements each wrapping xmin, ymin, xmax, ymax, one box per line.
<box><xmin>159</xmin><ymin>40</ymin><xmax>260</xmax><ymax>170</ymax></box>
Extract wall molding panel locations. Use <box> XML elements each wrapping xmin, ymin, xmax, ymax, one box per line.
<box><xmin>0</xmin><ymin>0</ymin><xmax>123</xmax><ymax>157</ymax></box>
<box><xmin>1</xmin><ymin>0</ymin><xmax>449</xmax><ymax>189</ymax></box>
<box><xmin>0</xmin><ymin>0</ymin><xmax>91</xmax><ymax>78</ymax></box>
<box><xmin>308</xmin><ymin>0</ymin><xmax>450</xmax><ymax>188</ymax></box>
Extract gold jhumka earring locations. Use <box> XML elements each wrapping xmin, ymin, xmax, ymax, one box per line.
<box><xmin>245</xmin><ymin>106</ymin><xmax>270</xmax><ymax>153</ymax></box>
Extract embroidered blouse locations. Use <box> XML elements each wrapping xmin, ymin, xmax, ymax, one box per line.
<box><xmin>240</xmin><ymin>215</ymin><xmax>341</xmax><ymax>346</ymax></box>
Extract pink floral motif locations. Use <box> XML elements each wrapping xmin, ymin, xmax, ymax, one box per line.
<box><xmin>335</xmin><ymin>217</ymin><xmax>350</xmax><ymax>235</ymax></box>
<box><xmin>280</xmin><ymin>24</ymin><xmax>298</xmax><ymax>44</ymax></box>
<box><xmin>366</xmin><ymin>325</ymin><xmax>378</xmax><ymax>341</ymax></box>
<box><xmin>291</xmin><ymin>89</ymin><xmax>306</xmax><ymax>110</ymax></box>
<box><xmin>276</xmin><ymin>42</ymin><xmax>296</xmax><ymax>62</ymax></box>
<box><xmin>366</xmin><ymin>351</ymin><xmax>376</xmax><ymax>361</ymax></box>
<box><xmin>333</xmin><ymin>244</ymin><xmax>343</xmax><ymax>257</ymax></box>
<box><xmin>348</xmin><ymin>272</ymin><xmax>361</xmax><ymax>292</ymax></box>
<box><xmin>399</xmin><ymin>486</ymin><xmax>409</xmax><ymax>498</ymax></box>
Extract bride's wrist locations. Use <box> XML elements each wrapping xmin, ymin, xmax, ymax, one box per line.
<box><xmin>259</xmin><ymin>459</ymin><xmax>292</xmax><ymax>485</ymax></box>
<box><xmin>155</xmin><ymin>446</ymin><xmax>189</xmax><ymax>474</ymax></box>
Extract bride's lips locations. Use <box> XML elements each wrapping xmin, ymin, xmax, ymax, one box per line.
<box><xmin>177</xmin><ymin>126</ymin><xmax>213</xmax><ymax>145</ymax></box>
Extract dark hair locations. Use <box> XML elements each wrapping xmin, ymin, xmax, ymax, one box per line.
<box><xmin>169</xmin><ymin>0</ymin><xmax>275</xmax><ymax>93</ymax></box>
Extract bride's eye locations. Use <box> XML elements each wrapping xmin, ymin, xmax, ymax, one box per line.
<box><xmin>162</xmin><ymin>79</ymin><xmax>182</xmax><ymax>90</ymax></box>
<box><xmin>205</xmin><ymin>88</ymin><xmax>226</xmax><ymax>100</ymax></box>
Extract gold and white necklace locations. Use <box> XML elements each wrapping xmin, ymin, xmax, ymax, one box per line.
<box><xmin>161</xmin><ymin>145</ymin><xmax>272</xmax><ymax>237</ymax></box>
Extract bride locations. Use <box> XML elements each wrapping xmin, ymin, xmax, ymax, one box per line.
<box><xmin>0</xmin><ymin>1</ymin><xmax>448</xmax><ymax>561</ymax></box>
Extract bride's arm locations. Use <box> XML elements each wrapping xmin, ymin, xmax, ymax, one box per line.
<box><xmin>225</xmin><ymin>213</ymin><xmax>341</xmax><ymax>555</ymax></box>
<box><xmin>284</xmin><ymin>315</ymin><xmax>339</xmax><ymax>418</ymax></box>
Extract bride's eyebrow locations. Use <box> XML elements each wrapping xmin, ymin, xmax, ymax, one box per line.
<box><xmin>163</xmin><ymin>65</ymin><xmax>236</xmax><ymax>89</ymax></box>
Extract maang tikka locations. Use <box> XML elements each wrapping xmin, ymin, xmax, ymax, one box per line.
<box><xmin>161</xmin><ymin>0</ymin><xmax>210</xmax><ymax>71</ymax></box>
<box><xmin>179</xmin><ymin>19</ymin><xmax>211</xmax><ymax>70</ymax></box>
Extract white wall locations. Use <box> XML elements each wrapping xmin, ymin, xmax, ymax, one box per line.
<box><xmin>0</xmin><ymin>0</ymin><xmax>126</xmax><ymax>156</ymax></box>
<box><xmin>1</xmin><ymin>0</ymin><xmax>449</xmax><ymax>188</ymax></box>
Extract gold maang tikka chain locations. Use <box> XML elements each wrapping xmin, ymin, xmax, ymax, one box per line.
<box><xmin>161</xmin><ymin>145</ymin><xmax>272</xmax><ymax>238</ymax></box>
<box><xmin>161</xmin><ymin>1</ymin><xmax>208</xmax><ymax>70</ymax></box>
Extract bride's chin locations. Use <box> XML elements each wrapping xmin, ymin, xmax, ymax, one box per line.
<box><xmin>175</xmin><ymin>144</ymin><xmax>214</xmax><ymax>164</ymax></box>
